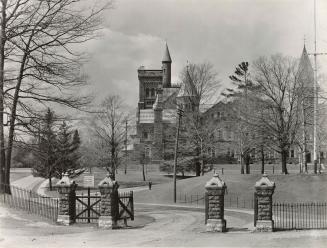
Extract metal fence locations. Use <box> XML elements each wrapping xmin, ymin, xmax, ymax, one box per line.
<box><xmin>177</xmin><ymin>192</ymin><xmax>254</xmax><ymax>209</ymax></box>
<box><xmin>0</xmin><ymin>183</ymin><xmax>58</xmax><ymax>222</ymax></box>
<box><xmin>273</xmin><ymin>202</ymin><xmax>327</xmax><ymax>230</ymax></box>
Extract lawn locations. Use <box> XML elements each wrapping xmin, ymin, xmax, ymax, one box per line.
<box><xmin>10</xmin><ymin>168</ymin><xmax>32</xmax><ymax>183</ymax></box>
<box><xmin>134</xmin><ymin>170</ymin><xmax>327</xmax><ymax>205</ymax></box>
<box><xmin>38</xmin><ymin>162</ymin><xmax>327</xmax><ymax>206</ymax></box>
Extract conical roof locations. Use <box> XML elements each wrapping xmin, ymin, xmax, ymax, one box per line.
<box><xmin>298</xmin><ymin>45</ymin><xmax>314</xmax><ymax>85</ymax></box>
<box><xmin>177</xmin><ymin>68</ymin><xmax>197</xmax><ymax>98</ymax></box>
<box><xmin>162</xmin><ymin>43</ymin><xmax>172</xmax><ymax>62</ymax></box>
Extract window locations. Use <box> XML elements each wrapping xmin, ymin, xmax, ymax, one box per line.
<box><xmin>290</xmin><ymin>150</ymin><xmax>294</xmax><ymax>158</ymax></box>
<box><xmin>151</xmin><ymin>88</ymin><xmax>155</xmax><ymax>97</ymax></box>
<box><xmin>321</xmin><ymin>152</ymin><xmax>324</xmax><ymax>159</ymax></box>
<box><xmin>143</xmin><ymin>132</ymin><xmax>149</xmax><ymax>140</ymax></box>
<box><xmin>145</xmin><ymin>147</ymin><xmax>151</xmax><ymax>158</ymax></box>
<box><xmin>146</xmin><ymin>88</ymin><xmax>150</xmax><ymax>97</ymax></box>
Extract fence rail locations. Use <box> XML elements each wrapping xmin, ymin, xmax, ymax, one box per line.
<box><xmin>177</xmin><ymin>192</ymin><xmax>254</xmax><ymax>209</ymax></box>
<box><xmin>0</xmin><ymin>183</ymin><xmax>58</xmax><ymax>222</ymax></box>
<box><xmin>273</xmin><ymin>202</ymin><xmax>327</xmax><ymax>230</ymax></box>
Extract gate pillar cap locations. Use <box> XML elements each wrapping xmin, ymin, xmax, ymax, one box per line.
<box><xmin>255</xmin><ymin>173</ymin><xmax>275</xmax><ymax>189</ymax></box>
<box><xmin>56</xmin><ymin>172</ymin><xmax>74</xmax><ymax>187</ymax></box>
<box><xmin>205</xmin><ymin>172</ymin><xmax>226</xmax><ymax>190</ymax></box>
<box><xmin>98</xmin><ymin>173</ymin><xmax>118</xmax><ymax>189</ymax></box>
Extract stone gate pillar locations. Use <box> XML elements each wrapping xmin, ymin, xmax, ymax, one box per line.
<box><xmin>56</xmin><ymin>172</ymin><xmax>77</xmax><ymax>225</ymax></box>
<box><xmin>98</xmin><ymin>174</ymin><xmax>119</xmax><ymax>229</ymax></box>
<box><xmin>254</xmin><ymin>173</ymin><xmax>275</xmax><ymax>232</ymax></box>
<box><xmin>205</xmin><ymin>173</ymin><xmax>227</xmax><ymax>232</ymax></box>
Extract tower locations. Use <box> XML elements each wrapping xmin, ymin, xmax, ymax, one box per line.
<box><xmin>176</xmin><ymin>67</ymin><xmax>199</xmax><ymax>112</ymax></box>
<box><xmin>298</xmin><ymin>44</ymin><xmax>314</xmax><ymax>165</ymax></box>
<box><xmin>152</xmin><ymin>87</ymin><xmax>163</xmax><ymax>162</ymax></box>
<box><xmin>162</xmin><ymin>43</ymin><xmax>172</xmax><ymax>88</ymax></box>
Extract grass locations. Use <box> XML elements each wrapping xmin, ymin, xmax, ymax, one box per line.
<box><xmin>134</xmin><ymin>169</ymin><xmax>327</xmax><ymax>205</ymax></box>
<box><xmin>10</xmin><ymin>168</ymin><xmax>32</xmax><ymax>183</ymax></box>
<box><xmin>12</xmin><ymin>163</ymin><xmax>327</xmax><ymax>207</ymax></box>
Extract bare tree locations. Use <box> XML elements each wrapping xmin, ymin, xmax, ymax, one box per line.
<box><xmin>251</xmin><ymin>54</ymin><xmax>303</xmax><ymax>174</ymax></box>
<box><xmin>91</xmin><ymin>95</ymin><xmax>128</xmax><ymax>180</ymax></box>
<box><xmin>177</xmin><ymin>62</ymin><xmax>221</xmax><ymax>176</ymax></box>
<box><xmin>0</xmin><ymin>0</ymin><xmax>112</xmax><ymax>192</ymax></box>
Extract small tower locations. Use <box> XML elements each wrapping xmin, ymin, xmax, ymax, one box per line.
<box><xmin>152</xmin><ymin>87</ymin><xmax>163</xmax><ymax>163</ymax></box>
<box><xmin>177</xmin><ymin>67</ymin><xmax>199</xmax><ymax>112</ymax></box>
<box><xmin>162</xmin><ymin>43</ymin><xmax>172</xmax><ymax>88</ymax></box>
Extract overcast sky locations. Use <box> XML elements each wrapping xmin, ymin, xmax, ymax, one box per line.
<box><xmin>83</xmin><ymin>0</ymin><xmax>327</xmax><ymax>108</ymax></box>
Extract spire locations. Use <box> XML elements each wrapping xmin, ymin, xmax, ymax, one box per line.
<box><xmin>298</xmin><ymin>44</ymin><xmax>314</xmax><ymax>81</ymax></box>
<box><xmin>162</xmin><ymin>43</ymin><xmax>172</xmax><ymax>63</ymax></box>
<box><xmin>177</xmin><ymin>67</ymin><xmax>197</xmax><ymax>98</ymax></box>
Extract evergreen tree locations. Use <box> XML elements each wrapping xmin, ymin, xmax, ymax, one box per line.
<box><xmin>56</xmin><ymin>122</ymin><xmax>83</xmax><ymax>178</ymax></box>
<box><xmin>32</xmin><ymin>108</ymin><xmax>57</xmax><ymax>190</ymax></box>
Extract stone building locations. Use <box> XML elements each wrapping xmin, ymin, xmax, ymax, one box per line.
<box><xmin>134</xmin><ymin>44</ymin><xmax>326</xmax><ymax>167</ymax></box>
<box><xmin>135</xmin><ymin>44</ymin><xmax>198</xmax><ymax>164</ymax></box>
<box><xmin>289</xmin><ymin>45</ymin><xmax>327</xmax><ymax>165</ymax></box>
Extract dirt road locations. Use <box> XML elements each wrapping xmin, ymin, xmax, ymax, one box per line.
<box><xmin>1</xmin><ymin>204</ymin><xmax>327</xmax><ymax>248</ymax></box>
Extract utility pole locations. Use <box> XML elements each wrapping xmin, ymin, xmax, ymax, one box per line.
<box><xmin>302</xmin><ymin>100</ymin><xmax>308</xmax><ymax>173</ymax></box>
<box><xmin>124</xmin><ymin>119</ymin><xmax>128</xmax><ymax>174</ymax></box>
<box><xmin>173</xmin><ymin>107</ymin><xmax>183</xmax><ymax>203</ymax></box>
<box><xmin>309</xmin><ymin>0</ymin><xmax>327</xmax><ymax>174</ymax></box>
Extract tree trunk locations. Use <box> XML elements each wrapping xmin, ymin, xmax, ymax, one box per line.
<box><xmin>240</xmin><ymin>155</ymin><xmax>244</xmax><ymax>174</ymax></box>
<box><xmin>49</xmin><ymin>177</ymin><xmax>52</xmax><ymax>191</ymax></box>
<box><xmin>142</xmin><ymin>163</ymin><xmax>146</xmax><ymax>181</ymax></box>
<box><xmin>0</xmin><ymin>0</ymin><xmax>7</xmax><ymax>193</ymax></box>
<box><xmin>195</xmin><ymin>160</ymin><xmax>201</xmax><ymax>176</ymax></box>
<box><xmin>261</xmin><ymin>147</ymin><xmax>265</xmax><ymax>174</ymax></box>
<box><xmin>4</xmin><ymin>25</ymin><xmax>31</xmax><ymax>191</ymax></box>
<box><xmin>281</xmin><ymin>150</ymin><xmax>288</xmax><ymax>174</ymax></box>
<box><xmin>200</xmin><ymin>140</ymin><xmax>205</xmax><ymax>176</ymax></box>
<box><xmin>245</xmin><ymin>154</ymin><xmax>250</xmax><ymax>174</ymax></box>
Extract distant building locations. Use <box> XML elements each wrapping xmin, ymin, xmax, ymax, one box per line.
<box><xmin>133</xmin><ymin>44</ymin><xmax>326</xmax><ymax>167</ymax></box>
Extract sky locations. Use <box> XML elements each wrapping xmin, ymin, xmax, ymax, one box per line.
<box><xmin>83</xmin><ymin>0</ymin><xmax>327</xmax><ymax>108</ymax></box>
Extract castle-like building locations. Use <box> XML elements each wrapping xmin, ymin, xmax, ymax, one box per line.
<box><xmin>135</xmin><ymin>44</ymin><xmax>198</xmax><ymax>163</ymax></box>
<box><xmin>134</xmin><ymin>44</ymin><xmax>326</xmax><ymax>167</ymax></box>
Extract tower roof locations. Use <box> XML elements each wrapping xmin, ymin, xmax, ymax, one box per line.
<box><xmin>298</xmin><ymin>45</ymin><xmax>314</xmax><ymax>85</ymax></box>
<box><xmin>162</xmin><ymin>43</ymin><xmax>172</xmax><ymax>63</ymax></box>
<box><xmin>177</xmin><ymin>69</ymin><xmax>197</xmax><ymax>98</ymax></box>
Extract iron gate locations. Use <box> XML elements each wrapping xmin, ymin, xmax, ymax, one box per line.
<box><xmin>74</xmin><ymin>189</ymin><xmax>134</xmax><ymax>224</ymax></box>
<box><xmin>116</xmin><ymin>191</ymin><xmax>134</xmax><ymax>222</ymax></box>
<box><xmin>75</xmin><ymin>188</ymin><xmax>101</xmax><ymax>223</ymax></box>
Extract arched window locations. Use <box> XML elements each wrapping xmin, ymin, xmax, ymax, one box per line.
<box><xmin>145</xmin><ymin>147</ymin><xmax>151</xmax><ymax>158</ymax></box>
